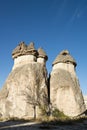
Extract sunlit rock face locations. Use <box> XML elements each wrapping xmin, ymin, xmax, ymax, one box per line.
<box><xmin>37</xmin><ymin>48</ymin><xmax>48</xmax><ymax>65</ymax></box>
<box><xmin>0</xmin><ymin>43</ymin><xmax>86</xmax><ymax>120</ymax></box>
<box><xmin>50</xmin><ymin>50</ymin><xmax>86</xmax><ymax>117</ymax></box>
<box><xmin>12</xmin><ymin>55</ymin><xmax>37</xmax><ymax>70</ymax></box>
<box><xmin>0</xmin><ymin>42</ymin><xmax>48</xmax><ymax>120</ymax></box>
<box><xmin>84</xmin><ymin>96</ymin><xmax>87</xmax><ymax>109</ymax></box>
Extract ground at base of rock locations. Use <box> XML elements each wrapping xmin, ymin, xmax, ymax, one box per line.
<box><xmin>0</xmin><ymin>119</ymin><xmax>87</xmax><ymax>130</ymax></box>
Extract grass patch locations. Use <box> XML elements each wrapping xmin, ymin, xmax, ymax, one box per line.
<box><xmin>40</xmin><ymin>114</ymin><xmax>87</xmax><ymax>126</ymax></box>
<box><xmin>52</xmin><ymin>108</ymin><xmax>69</xmax><ymax>120</ymax></box>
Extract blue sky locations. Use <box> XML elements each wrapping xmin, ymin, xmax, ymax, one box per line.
<box><xmin>0</xmin><ymin>0</ymin><xmax>87</xmax><ymax>95</ymax></box>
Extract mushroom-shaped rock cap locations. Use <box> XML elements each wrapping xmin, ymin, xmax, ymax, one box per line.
<box><xmin>12</xmin><ymin>41</ymin><xmax>26</xmax><ymax>54</ymax></box>
<box><xmin>12</xmin><ymin>41</ymin><xmax>38</xmax><ymax>59</ymax></box>
<box><xmin>52</xmin><ymin>50</ymin><xmax>77</xmax><ymax>67</ymax></box>
<box><xmin>27</xmin><ymin>42</ymin><xmax>38</xmax><ymax>56</ymax></box>
<box><xmin>12</xmin><ymin>41</ymin><xmax>27</xmax><ymax>59</ymax></box>
<box><xmin>38</xmin><ymin>48</ymin><xmax>48</xmax><ymax>61</ymax></box>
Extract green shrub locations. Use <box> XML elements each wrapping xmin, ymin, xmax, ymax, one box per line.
<box><xmin>52</xmin><ymin>108</ymin><xmax>69</xmax><ymax>120</ymax></box>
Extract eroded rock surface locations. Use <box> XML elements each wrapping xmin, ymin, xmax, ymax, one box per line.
<box><xmin>50</xmin><ymin>50</ymin><xmax>86</xmax><ymax>117</ymax></box>
<box><xmin>0</xmin><ymin>42</ymin><xmax>48</xmax><ymax>120</ymax></box>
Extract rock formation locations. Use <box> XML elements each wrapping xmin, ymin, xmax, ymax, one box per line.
<box><xmin>84</xmin><ymin>96</ymin><xmax>87</xmax><ymax>109</ymax></box>
<box><xmin>0</xmin><ymin>41</ymin><xmax>48</xmax><ymax>120</ymax></box>
<box><xmin>37</xmin><ymin>48</ymin><xmax>48</xmax><ymax>64</ymax></box>
<box><xmin>50</xmin><ymin>50</ymin><xmax>86</xmax><ymax>117</ymax></box>
<box><xmin>0</xmin><ymin>43</ymin><xmax>86</xmax><ymax>120</ymax></box>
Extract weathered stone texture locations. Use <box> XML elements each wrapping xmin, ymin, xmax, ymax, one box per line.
<box><xmin>0</xmin><ymin>44</ymin><xmax>86</xmax><ymax>119</ymax></box>
<box><xmin>0</xmin><ymin>62</ymin><xmax>48</xmax><ymax>119</ymax></box>
<box><xmin>12</xmin><ymin>55</ymin><xmax>37</xmax><ymax>70</ymax></box>
<box><xmin>50</xmin><ymin>68</ymin><xmax>86</xmax><ymax>117</ymax></box>
<box><xmin>50</xmin><ymin>50</ymin><xmax>86</xmax><ymax>117</ymax></box>
<box><xmin>84</xmin><ymin>96</ymin><xmax>87</xmax><ymax>109</ymax></box>
<box><xmin>12</xmin><ymin>42</ymin><xmax>38</xmax><ymax>59</ymax></box>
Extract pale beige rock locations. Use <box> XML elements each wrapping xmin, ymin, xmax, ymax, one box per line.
<box><xmin>12</xmin><ymin>55</ymin><xmax>37</xmax><ymax>70</ymax></box>
<box><xmin>52</xmin><ymin>63</ymin><xmax>76</xmax><ymax>77</ymax></box>
<box><xmin>37</xmin><ymin>57</ymin><xmax>46</xmax><ymax>64</ymax></box>
<box><xmin>0</xmin><ymin>42</ymin><xmax>48</xmax><ymax>120</ymax></box>
<box><xmin>50</xmin><ymin>50</ymin><xmax>86</xmax><ymax>117</ymax></box>
<box><xmin>37</xmin><ymin>48</ymin><xmax>48</xmax><ymax>65</ymax></box>
<box><xmin>0</xmin><ymin>62</ymin><xmax>48</xmax><ymax>119</ymax></box>
<box><xmin>12</xmin><ymin>41</ymin><xmax>38</xmax><ymax>59</ymax></box>
<box><xmin>84</xmin><ymin>96</ymin><xmax>87</xmax><ymax>109</ymax></box>
<box><xmin>38</xmin><ymin>48</ymin><xmax>48</xmax><ymax>60</ymax></box>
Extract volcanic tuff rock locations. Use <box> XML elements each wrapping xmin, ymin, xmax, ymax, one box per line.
<box><xmin>0</xmin><ymin>42</ymin><xmax>86</xmax><ymax>120</ymax></box>
<box><xmin>50</xmin><ymin>50</ymin><xmax>86</xmax><ymax>117</ymax></box>
<box><xmin>12</xmin><ymin>41</ymin><xmax>38</xmax><ymax>59</ymax></box>
<box><xmin>84</xmin><ymin>96</ymin><xmax>87</xmax><ymax>109</ymax></box>
<box><xmin>0</xmin><ymin>42</ymin><xmax>48</xmax><ymax>119</ymax></box>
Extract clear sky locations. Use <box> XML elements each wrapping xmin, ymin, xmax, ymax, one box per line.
<box><xmin>0</xmin><ymin>0</ymin><xmax>87</xmax><ymax>95</ymax></box>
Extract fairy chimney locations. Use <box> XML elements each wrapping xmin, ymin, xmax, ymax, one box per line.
<box><xmin>12</xmin><ymin>42</ymin><xmax>38</xmax><ymax>70</ymax></box>
<box><xmin>37</xmin><ymin>48</ymin><xmax>48</xmax><ymax>64</ymax></box>
<box><xmin>50</xmin><ymin>50</ymin><xmax>86</xmax><ymax>117</ymax></box>
<box><xmin>0</xmin><ymin>41</ymin><xmax>48</xmax><ymax>120</ymax></box>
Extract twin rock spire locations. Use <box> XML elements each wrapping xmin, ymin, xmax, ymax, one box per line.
<box><xmin>0</xmin><ymin>41</ymin><xmax>86</xmax><ymax>120</ymax></box>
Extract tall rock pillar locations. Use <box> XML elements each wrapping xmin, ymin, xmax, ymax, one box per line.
<box><xmin>0</xmin><ymin>42</ymin><xmax>48</xmax><ymax>120</ymax></box>
<box><xmin>50</xmin><ymin>50</ymin><xmax>86</xmax><ymax>117</ymax></box>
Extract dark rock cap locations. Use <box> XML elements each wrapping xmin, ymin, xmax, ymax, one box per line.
<box><xmin>26</xmin><ymin>42</ymin><xmax>38</xmax><ymax>56</ymax></box>
<box><xmin>27</xmin><ymin>42</ymin><xmax>36</xmax><ymax>50</ymax></box>
<box><xmin>12</xmin><ymin>41</ymin><xmax>27</xmax><ymax>59</ymax></box>
<box><xmin>52</xmin><ymin>50</ymin><xmax>77</xmax><ymax>67</ymax></box>
<box><xmin>38</xmin><ymin>48</ymin><xmax>48</xmax><ymax>61</ymax></box>
<box><xmin>12</xmin><ymin>41</ymin><xmax>38</xmax><ymax>59</ymax></box>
